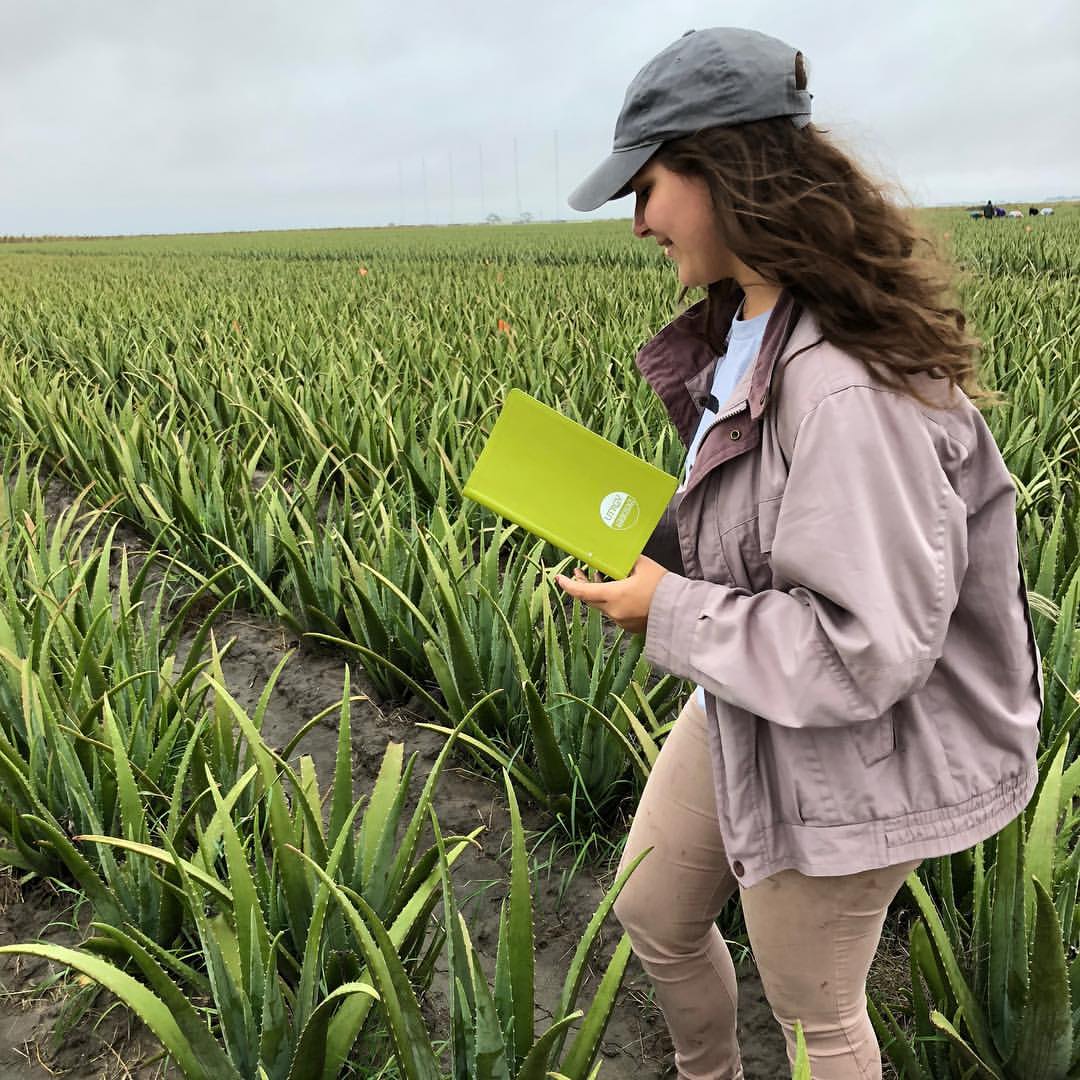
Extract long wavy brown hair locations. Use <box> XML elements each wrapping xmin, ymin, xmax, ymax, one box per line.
<box><xmin>652</xmin><ymin>72</ymin><xmax>989</xmax><ymax>406</ymax></box>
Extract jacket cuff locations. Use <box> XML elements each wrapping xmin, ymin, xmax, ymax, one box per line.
<box><xmin>644</xmin><ymin>572</ymin><xmax>699</xmax><ymax>678</ymax></box>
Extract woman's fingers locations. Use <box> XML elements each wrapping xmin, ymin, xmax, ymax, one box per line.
<box><xmin>556</xmin><ymin>571</ymin><xmax>609</xmax><ymax>605</ymax></box>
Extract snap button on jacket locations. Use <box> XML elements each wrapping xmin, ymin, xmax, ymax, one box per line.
<box><xmin>638</xmin><ymin>290</ymin><xmax>1043</xmax><ymax>887</ymax></box>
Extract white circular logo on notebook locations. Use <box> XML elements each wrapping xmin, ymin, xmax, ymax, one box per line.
<box><xmin>600</xmin><ymin>491</ymin><xmax>640</xmax><ymax>531</ymax></box>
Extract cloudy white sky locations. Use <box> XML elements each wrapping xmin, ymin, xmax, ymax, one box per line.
<box><xmin>3</xmin><ymin>0</ymin><xmax>1078</xmax><ymax>236</ymax></box>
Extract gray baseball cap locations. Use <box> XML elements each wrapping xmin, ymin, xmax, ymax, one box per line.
<box><xmin>568</xmin><ymin>27</ymin><xmax>812</xmax><ymax>212</ymax></box>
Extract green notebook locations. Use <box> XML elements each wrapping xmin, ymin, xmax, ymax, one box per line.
<box><xmin>463</xmin><ymin>389</ymin><xmax>678</xmax><ymax>579</ymax></box>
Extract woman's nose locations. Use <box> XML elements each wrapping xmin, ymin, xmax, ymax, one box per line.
<box><xmin>633</xmin><ymin>201</ymin><xmax>650</xmax><ymax>239</ymax></box>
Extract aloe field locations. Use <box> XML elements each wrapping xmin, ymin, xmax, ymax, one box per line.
<box><xmin>0</xmin><ymin>205</ymin><xmax>1077</xmax><ymax>1079</ymax></box>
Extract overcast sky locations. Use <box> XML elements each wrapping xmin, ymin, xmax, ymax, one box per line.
<box><xmin>3</xmin><ymin>0</ymin><xmax>1078</xmax><ymax>236</ymax></box>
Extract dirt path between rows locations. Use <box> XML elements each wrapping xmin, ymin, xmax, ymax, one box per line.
<box><xmin>0</xmin><ymin>479</ymin><xmax>793</xmax><ymax>1077</ymax></box>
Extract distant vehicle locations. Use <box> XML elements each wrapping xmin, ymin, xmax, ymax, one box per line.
<box><xmin>1040</xmin><ymin>207</ymin><xmax>1055</xmax><ymax>216</ymax></box>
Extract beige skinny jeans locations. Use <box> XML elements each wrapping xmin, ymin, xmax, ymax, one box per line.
<box><xmin>613</xmin><ymin>696</ymin><xmax>920</xmax><ymax>1079</ymax></box>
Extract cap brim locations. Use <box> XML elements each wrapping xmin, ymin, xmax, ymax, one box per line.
<box><xmin>566</xmin><ymin>143</ymin><xmax>662</xmax><ymax>212</ymax></box>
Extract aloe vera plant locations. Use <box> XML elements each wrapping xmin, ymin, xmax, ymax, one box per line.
<box><xmin>405</xmin><ymin>514</ymin><xmax>683</xmax><ymax>822</ymax></box>
<box><xmin>870</xmin><ymin>735</ymin><xmax>1080</xmax><ymax>1078</ymax></box>
<box><xmin>0</xmin><ymin>475</ymin><xmax>241</xmax><ymax>939</ymax></box>
<box><xmin>3</xmin><ymin>685</ymin><xmax>487</xmax><ymax>1079</ymax></box>
<box><xmin>321</xmin><ymin>503</ymin><xmax>683</xmax><ymax>825</ymax></box>
<box><xmin>287</xmin><ymin>767</ymin><xmax>646</xmax><ymax>1080</ymax></box>
<box><xmin>791</xmin><ymin>1020</ymin><xmax>812</xmax><ymax>1079</ymax></box>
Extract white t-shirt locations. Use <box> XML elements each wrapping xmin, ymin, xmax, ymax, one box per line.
<box><xmin>685</xmin><ymin>303</ymin><xmax>771</xmax><ymax>711</ymax></box>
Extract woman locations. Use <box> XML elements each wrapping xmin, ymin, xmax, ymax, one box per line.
<box><xmin>555</xmin><ymin>27</ymin><xmax>1042</xmax><ymax>1080</ymax></box>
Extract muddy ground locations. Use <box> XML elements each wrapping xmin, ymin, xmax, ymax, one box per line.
<box><xmin>0</xmin><ymin>479</ymin><xmax>908</xmax><ymax>1078</ymax></box>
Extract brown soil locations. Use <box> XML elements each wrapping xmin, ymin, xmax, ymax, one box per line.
<box><xmin>0</xmin><ymin>876</ymin><xmax>177</xmax><ymax>1078</ymax></box>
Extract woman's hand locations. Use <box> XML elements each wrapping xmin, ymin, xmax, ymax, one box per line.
<box><xmin>554</xmin><ymin>555</ymin><xmax>669</xmax><ymax>635</ymax></box>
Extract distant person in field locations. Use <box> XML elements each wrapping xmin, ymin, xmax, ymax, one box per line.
<box><xmin>983</xmin><ymin>199</ymin><xmax>994</xmax><ymax>218</ymax></box>
<box><xmin>558</xmin><ymin>27</ymin><xmax>1041</xmax><ymax>1080</ymax></box>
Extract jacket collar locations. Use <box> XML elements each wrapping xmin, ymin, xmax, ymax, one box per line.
<box><xmin>635</xmin><ymin>288</ymin><xmax>804</xmax><ymax>445</ymax></box>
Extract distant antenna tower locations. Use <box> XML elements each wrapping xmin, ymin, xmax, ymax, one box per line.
<box><xmin>479</xmin><ymin>143</ymin><xmax>486</xmax><ymax>220</ymax></box>
<box><xmin>514</xmin><ymin>136</ymin><xmax>521</xmax><ymax>220</ymax></box>
<box><xmin>448</xmin><ymin>151</ymin><xmax>455</xmax><ymax>224</ymax></box>
<box><xmin>553</xmin><ymin>130</ymin><xmax>560</xmax><ymax>222</ymax></box>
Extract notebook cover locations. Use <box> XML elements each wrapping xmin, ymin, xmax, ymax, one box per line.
<box><xmin>463</xmin><ymin>389</ymin><xmax>678</xmax><ymax>579</ymax></box>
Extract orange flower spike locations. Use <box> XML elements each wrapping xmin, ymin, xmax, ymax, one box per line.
<box><xmin>231</xmin><ymin>319</ymin><xmax>242</xmax><ymax>333</ymax></box>
<box><xmin>497</xmin><ymin>319</ymin><xmax>511</xmax><ymax>334</ymax></box>
<box><xmin>358</xmin><ymin>266</ymin><xmax>369</xmax><ymax>276</ymax></box>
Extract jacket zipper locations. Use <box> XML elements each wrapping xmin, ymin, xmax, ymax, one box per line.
<box><xmin>685</xmin><ymin>399</ymin><xmax>751</xmax><ymax>492</ymax></box>
<box><xmin>716</xmin><ymin>400</ymin><xmax>749</xmax><ymax>423</ymax></box>
<box><xmin>682</xmin><ymin>398</ymin><xmax>751</xmax><ymax>496</ymax></box>
<box><xmin>697</xmin><ymin>400</ymin><xmax>749</xmax><ymax>441</ymax></box>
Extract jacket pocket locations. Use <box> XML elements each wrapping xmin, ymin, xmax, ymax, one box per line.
<box><xmin>757</xmin><ymin>496</ymin><xmax>782</xmax><ymax>554</ymax></box>
<box><xmin>753</xmin><ymin>717</ymin><xmax>808</xmax><ymax>826</ymax></box>
<box><xmin>715</xmin><ymin>496</ymin><xmax>782</xmax><ymax>594</ymax></box>
<box><xmin>853</xmin><ymin>713</ymin><xmax>897</xmax><ymax>767</ymax></box>
<box><xmin>719</xmin><ymin>519</ymin><xmax>773</xmax><ymax>593</ymax></box>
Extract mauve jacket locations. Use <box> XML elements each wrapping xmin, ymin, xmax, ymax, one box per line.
<box><xmin>638</xmin><ymin>289</ymin><xmax>1043</xmax><ymax>887</ymax></box>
